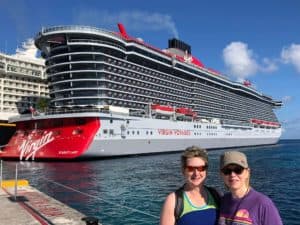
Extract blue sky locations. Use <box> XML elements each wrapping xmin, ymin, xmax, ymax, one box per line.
<box><xmin>1</xmin><ymin>0</ymin><xmax>300</xmax><ymax>139</ymax></box>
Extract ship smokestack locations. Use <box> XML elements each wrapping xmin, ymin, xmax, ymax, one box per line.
<box><xmin>168</xmin><ymin>38</ymin><xmax>191</xmax><ymax>54</ymax></box>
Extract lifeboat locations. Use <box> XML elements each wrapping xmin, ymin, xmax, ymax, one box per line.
<box><xmin>250</xmin><ymin>119</ymin><xmax>280</xmax><ymax>128</ymax></box>
<box><xmin>175</xmin><ymin>107</ymin><xmax>197</xmax><ymax>118</ymax></box>
<box><xmin>151</xmin><ymin>104</ymin><xmax>174</xmax><ymax>115</ymax></box>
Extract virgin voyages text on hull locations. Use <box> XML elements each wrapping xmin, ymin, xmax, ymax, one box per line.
<box><xmin>0</xmin><ymin>24</ymin><xmax>282</xmax><ymax>160</ymax></box>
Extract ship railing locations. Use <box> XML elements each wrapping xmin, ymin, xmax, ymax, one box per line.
<box><xmin>46</xmin><ymin>107</ymin><xmax>103</xmax><ymax>115</ymax></box>
<box><xmin>221</xmin><ymin>119</ymin><xmax>252</xmax><ymax>127</ymax></box>
<box><xmin>67</xmin><ymin>39</ymin><xmax>126</xmax><ymax>51</ymax></box>
<box><xmin>46</xmin><ymin>107</ymin><xmax>146</xmax><ymax>117</ymax></box>
<box><xmin>37</xmin><ymin>25</ymin><xmax>120</xmax><ymax>39</ymax></box>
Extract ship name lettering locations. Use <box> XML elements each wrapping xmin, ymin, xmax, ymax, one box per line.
<box><xmin>174</xmin><ymin>129</ymin><xmax>191</xmax><ymax>135</ymax></box>
<box><xmin>158</xmin><ymin>129</ymin><xmax>190</xmax><ymax>136</ymax></box>
<box><xmin>158</xmin><ymin>129</ymin><xmax>173</xmax><ymax>135</ymax></box>
<box><xmin>19</xmin><ymin>131</ymin><xmax>55</xmax><ymax>160</ymax></box>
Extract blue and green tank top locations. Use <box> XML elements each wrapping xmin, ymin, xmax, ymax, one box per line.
<box><xmin>177</xmin><ymin>188</ymin><xmax>218</xmax><ymax>225</ymax></box>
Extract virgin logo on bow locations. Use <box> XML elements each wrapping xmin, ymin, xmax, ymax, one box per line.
<box><xmin>19</xmin><ymin>131</ymin><xmax>55</xmax><ymax>160</ymax></box>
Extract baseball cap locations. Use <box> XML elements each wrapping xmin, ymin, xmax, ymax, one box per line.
<box><xmin>220</xmin><ymin>151</ymin><xmax>248</xmax><ymax>169</ymax></box>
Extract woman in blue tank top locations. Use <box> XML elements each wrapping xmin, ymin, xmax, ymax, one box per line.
<box><xmin>160</xmin><ymin>146</ymin><xmax>219</xmax><ymax>225</ymax></box>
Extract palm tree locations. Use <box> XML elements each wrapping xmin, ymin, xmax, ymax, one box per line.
<box><xmin>36</xmin><ymin>97</ymin><xmax>50</xmax><ymax>113</ymax></box>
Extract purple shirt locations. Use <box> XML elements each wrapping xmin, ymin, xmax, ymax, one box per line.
<box><xmin>218</xmin><ymin>188</ymin><xmax>283</xmax><ymax>225</ymax></box>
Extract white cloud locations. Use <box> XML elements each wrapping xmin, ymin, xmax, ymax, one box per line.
<box><xmin>281</xmin><ymin>44</ymin><xmax>300</xmax><ymax>73</ymax></box>
<box><xmin>222</xmin><ymin>42</ymin><xmax>279</xmax><ymax>81</ymax></box>
<box><xmin>14</xmin><ymin>38</ymin><xmax>39</xmax><ymax>59</ymax></box>
<box><xmin>260</xmin><ymin>58</ymin><xmax>278</xmax><ymax>73</ymax></box>
<box><xmin>75</xmin><ymin>10</ymin><xmax>178</xmax><ymax>38</ymax></box>
<box><xmin>222</xmin><ymin>42</ymin><xmax>258</xmax><ymax>81</ymax></box>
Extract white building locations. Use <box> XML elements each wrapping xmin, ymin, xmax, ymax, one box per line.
<box><xmin>0</xmin><ymin>39</ymin><xmax>48</xmax><ymax>121</ymax></box>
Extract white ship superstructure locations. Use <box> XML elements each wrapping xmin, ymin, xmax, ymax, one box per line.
<box><xmin>0</xmin><ymin>24</ymin><xmax>282</xmax><ymax>160</ymax></box>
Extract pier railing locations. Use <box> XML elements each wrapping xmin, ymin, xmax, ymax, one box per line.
<box><xmin>0</xmin><ymin>160</ymin><xmax>101</xmax><ymax>224</ymax></box>
<box><xmin>0</xmin><ymin>160</ymin><xmax>159</xmax><ymax>224</ymax></box>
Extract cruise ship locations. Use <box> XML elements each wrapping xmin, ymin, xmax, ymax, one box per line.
<box><xmin>0</xmin><ymin>41</ymin><xmax>48</xmax><ymax>148</ymax></box>
<box><xmin>0</xmin><ymin>24</ymin><xmax>282</xmax><ymax>160</ymax></box>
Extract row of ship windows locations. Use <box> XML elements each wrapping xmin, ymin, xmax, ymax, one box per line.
<box><xmin>105</xmin><ymin>63</ymin><xmax>191</xmax><ymax>87</ymax></box>
<box><xmin>50</xmin><ymin>83</ymin><xmax>271</xmax><ymax>121</ymax></box>
<box><xmin>53</xmin><ymin>99</ymin><xmax>149</xmax><ymax>109</ymax></box>
<box><xmin>195</xmin><ymin>98</ymin><xmax>274</xmax><ymax>117</ymax></box>
<box><xmin>195</xmin><ymin>80</ymin><xmax>271</xmax><ymax>108</ymax></box>
<box><xmin>103</xmin><ymin>129</ymin><xmax>221</xmax><ymax>136</ymax></box>
<box><xmin>51</xmin><ymin>42</ymin><xmax>192</xmax><ymax>86</ymax></box>
<box><xmin>52</xmin><ymin>93</ymin><xmax>275</xmax><ymax>123</ymax></box>
<box><xmin>108</xmin><ymin>120</ymin><xmax>220</xmax><ymax>130</ymax></box>
<box><xmin>195</xmin><ymin>84</ymin><xmax>271</xmax><ymax>113</ymax></box>
<box><xmin>103</xmin><ymin>129</ymin><xmax>154</xmax><ymax>136</ymax></box>
<box><xmin>69</xmin><ymin>52</ymin><xmax>190</xmax><ymax>85</ymax></box>
<box><xmin>193</xmin><ymin>125</ymin><xmax>218</xmax><ymax>129</ymax></box>
<box><xmin>51</xmin><ymin>90</ymin><xmax>272</xmax><ymax>123</ymax></box>
<box><xmin>199</xmin><ymin>108</ymin><xmax>275</xmax><ymax>123</ymax></box>
<box><xmin>195</xmin><ymin>98</ymin><xmax>274</xmax><ymax>120</ymax></box>
<box><xmin>107</xmin><ymin>83</ymin><xmax>260</xmax><ymax>117</ymax></box>
<box><xmin>197</xmin><ymin>103</ymin><xmax>275</xmax><ymax>121</ymax></box>
<box><xmin>107</xmin><ymin>83</ymin><xmax>189</xmax><ymax>98</ymax></box>
<box><xmin>51</xmin><ymin>77</ymin><xmax>190</xmax><ymax>99</ymax></box>
<box><xmin>49</xmin><ymin>64</ymin><xmax>191</xmax><ymax>94</ymax></box>
<box><xmin>99</xmin><ymin>68</ymin><xmax>271</xmax><ymax>115</ymax></box>
<box><xmin>52</xmin><ymin>86</ymin><xmax>272</xmax><ymax>123</ymax></box>
<box><xmin>48</xmin><ymin>59</ymin><xmax>271</xmax><ymax>113</ymax></box>
<box><xmin>101</xmin><ymin>128</ymin><xmax>276</xmax><ymax>137</ymax></box>
<box><xmin>48</xmin><ymin>54</ymin><xmax>191</xmax><ymax>87</ymax></box>
<box><xmin>52</xmin><ymin>91</ymin><xmax>190</xmax><ymax>108</ymax></box>
<box><xmin>51</xmin><ymin>83</ymin><xmax>268</xmax><ymax>118</ymax></box>
<box><xmin>106</xmin><ymin>89</ymin><xmax>189</xmax><ymax>104</ymax></box>
<box><xmin>105</xmin><ymin>72</ymin><xmax>191</xmax><ymax>93</ymax></box>
<box><xmin>50</xmin><ymin>45</ymin><xmax>270</xmax><ymax>106</ymax></box>
<box><xmin>52</xmin><ymin>91</ymin><xmax>275</xmax><ymax>123</ymax></box>
<box><xmin>48</xmin><ymin>59</ymin><xmax>276</xmax><ymax>118</ymax></box>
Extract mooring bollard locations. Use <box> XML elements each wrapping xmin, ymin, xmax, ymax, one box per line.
<box><xmin>82</xmin><ymin>216</ymin><xmax>99</xmax><ymax>225</ymax></box>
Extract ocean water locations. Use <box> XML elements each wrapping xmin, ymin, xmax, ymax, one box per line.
<box><xmin>2</xmin><ymin>139</ymin><xmax>300</xmax><ymax>225</ymax></box>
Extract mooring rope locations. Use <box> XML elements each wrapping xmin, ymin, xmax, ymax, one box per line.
<box><xmin>41</xmin><ymin>177</ymin><xmax>160</xmax><ymax>219</ymax></box>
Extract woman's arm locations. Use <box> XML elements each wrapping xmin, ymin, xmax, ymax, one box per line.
<box><xmin>160</xmin><ymin>192</ymin><xmax>176</xmax><ymax>225</ymax></box>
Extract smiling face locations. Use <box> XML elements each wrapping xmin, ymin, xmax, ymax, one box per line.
<box><xmin>221</xmin><ymin>164</ymin><xmax>250</xmax><ymax>192</ymax></box>
<box><xmin>183</xmin><ymin>157</ymin><xmax>207</xmax><ymax>188</ymax></box>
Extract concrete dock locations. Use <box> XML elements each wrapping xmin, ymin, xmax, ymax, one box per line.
<box><xmin>0</xmin><ymin>180</ymin><xmax>100</xmax><ymax>225</ymax></box>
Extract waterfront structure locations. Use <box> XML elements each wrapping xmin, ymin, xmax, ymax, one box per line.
<box><xmin>0</xmin><ymin>24</ymin><xmax>282</xmax><ymax>160</ymax></box>
<box><xmin>0</xmin><ymin>40</ymin><xmax>48</xmax><ymax>146</ymax></box>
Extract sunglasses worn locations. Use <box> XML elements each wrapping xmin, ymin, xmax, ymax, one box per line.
<box><xmin>222</xmin><ymin>166</ymin><xmax>244</xmax><ymax>175</ymax></box>
<box><xmin>186</xmin><ymin>165</ymin><xmax>208</xmax><ymax>172</ymax></box>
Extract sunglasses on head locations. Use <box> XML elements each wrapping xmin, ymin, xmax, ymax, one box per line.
<box><xmin>221</xmin><ymin>166</ymin><xmax>244</xmax><ymax>175</ymax></box>
<box><xmin>186</xmin><ymin>165</ymin><xmax>208</xmax><ymax>172</ymax></box>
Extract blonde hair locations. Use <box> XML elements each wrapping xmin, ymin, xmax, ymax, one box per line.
<box><xmin>181</xmin><ymin>146</ymin><xmax>208</xmax><ymax>169</ymax></box>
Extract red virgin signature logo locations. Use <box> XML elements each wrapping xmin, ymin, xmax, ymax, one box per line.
<box><xmin>19</xmin><ymin>131</ymin><xmax>55</xmax><ymax>160</ymax></box>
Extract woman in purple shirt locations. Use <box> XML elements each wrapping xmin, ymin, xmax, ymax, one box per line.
<box><xmin>218</xmin><ymin>151</ymin><xmax>283</xmax><ymax>225</ymax></box>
